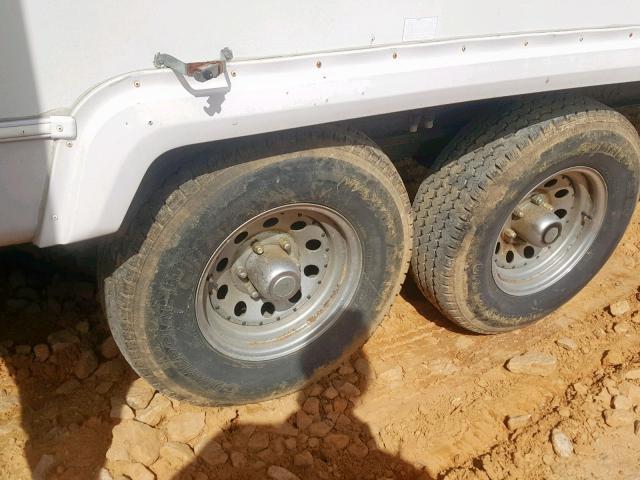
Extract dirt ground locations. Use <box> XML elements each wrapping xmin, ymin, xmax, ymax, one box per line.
<box><xmin>0</xmin><ymin>202</ymin><xmax>639</xmax><ymax>480</ymax></box>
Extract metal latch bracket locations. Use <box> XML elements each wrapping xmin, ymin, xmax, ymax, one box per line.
<box><xmin>154</xmin><ymin>48</ymin><xmax>233</xmax><ymax>82</ymax></box>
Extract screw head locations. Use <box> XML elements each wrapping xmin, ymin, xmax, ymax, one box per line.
<box><xmin>250</xmin><ymin>291</ymin><xmax>260</xmax><ymax>300</ymax></box>
<box><xmin>513</xmin><ymin>208</ymin><xmax>525</xmax><ymax>218</ymax></box>
<box><xmin>237</xmin><ymin>268</ymin><xmax>247</xmax><ymax>279</ymax></box>
<box><xmin>253</xmin><ymin>244</ymin><xmax>264</xmax><ymax>255</ymax></box>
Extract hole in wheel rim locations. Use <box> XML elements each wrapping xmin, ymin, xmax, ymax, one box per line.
<box><xmin>291</xmin><ymin>221</ymin><xmax>307</xmax><ymax>230</ymax></box>
<box><xmin>506</xmin><ymin>251</ymin><xmax>515</xmax><ymax>263</ymax></box>
<box><xmin>216</xmin><ymin>285</ymin><xmax>228</xmax><ymax>300</ymax></box>
<box><xmin>304</xmin><ymin>265</ymin><xmax>320</xmax><ymax>277</ymax></box>
<box><xmin>215</xmin><ymin>257</ymin><xmax>228</xmax><ymax>272</ymax></box>
<box><xmin>263</xmin><ymin>217</ymin><xmax>279</xmax><ymax>228</ymax></box>
<box><xmin>261</xmin><ymin>302</ymin><xmax>275</xmax><ymax>317</ymax></box>
<box><xmin>289</xmin><ymin>290</ymin><xmax>302</xmax><ymax>303</ymax></box>
<box><xmin>234</xmin><ymin>301</ymin><xmax>247</xmax><ymax>316</ymax></box>
<box><xmin>555</xmin><ymin>189</ymin><xmax>570</xmax><ymax>198</ymax></box>
<box><xmin>555</xmin><ymin>209</ymin><xmax>567</xmax><ymax>219</ymax></box>
<box><xmin>523</xmin><ymin>246</ymin><xmax>535</xmax><ymax>258</ymax></box>
<box><xmin>305</xmin><ymin>239</ymin><xmax>322</xmax><ymax>250</ymax></box>
<box><xmin>234</xmin><ymin>231</ymin><xmax>248</xmax><ymax>244</ymax></box>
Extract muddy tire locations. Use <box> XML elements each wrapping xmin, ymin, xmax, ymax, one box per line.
<box><xmin>412</xmin><ymin>95</ymin><xmax>640</xmax><ymax>333</ymax></box>
<box><xmin>100</xmin><ymin>126</ymin><xmax>411</xmax><ymax>405</ymax></box>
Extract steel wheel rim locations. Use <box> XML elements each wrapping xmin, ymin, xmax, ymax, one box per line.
<box><xmin>491</xmin><ymin>166</ymin><xmax>607</xmax><ymax>296</ymax></box>
<box><xmin>195</xmin><ymin>203</ymin><xmax>362</xmax><ymax>361</ymax></box>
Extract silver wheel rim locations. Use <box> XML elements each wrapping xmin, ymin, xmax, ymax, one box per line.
<box><xmin>195</xmin><ymin>203</ymin><xmax>362</xmax><ymax>361</ymax></box>
<box><xmin>491</xmin><ymin>166</ymin><xmax>607</xmax><ymax>296</ymax></box>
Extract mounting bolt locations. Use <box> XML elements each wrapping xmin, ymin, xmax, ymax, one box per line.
<box><xmin>503</xmin><ymin>228</ymin><xmax>517</xmax><ymax>241</ymax></box>
<box><xmin>250</xmin><ymin>291</ymin><xmax>260</xmax><ymax>300</ymax></box>
<box><xmin>513</xmin><ymin>208</ymin><xmax>525</xmax><ymax>218</ymax></box>
<box><xmin>252</xmin><ymin>244</ymin><xmax>264</xmax><ymax>255</ymax></box>
<box><xmin>279</xmin><ymin>238</ymin><xmax>292</xmax><ymax>254</ymax></box>
<box><xmin>237</xmin><ymin>268</ymin><xmax>247</xmax><ymax>279</ymax></box>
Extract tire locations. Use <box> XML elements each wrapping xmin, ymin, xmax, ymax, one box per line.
<box><xmin>412</xmin><ymin>94</ymin><xmax>640</xmax><ymax>334</ymax></box>
<box><xmin>100</xmin><ymin>126</ymin><xmax>411</xmax><ymax>405</ymax></box>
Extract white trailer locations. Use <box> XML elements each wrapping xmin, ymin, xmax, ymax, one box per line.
<box><xmin>1</xmin><ymin>1</ymin><xmax>639</xmax><ymax>404</ymax></box>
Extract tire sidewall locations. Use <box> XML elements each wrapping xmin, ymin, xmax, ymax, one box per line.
<box><xmin>134</xmin><ymin>151</ymin><xmax>407</xmax><ymax>404</ymax></box>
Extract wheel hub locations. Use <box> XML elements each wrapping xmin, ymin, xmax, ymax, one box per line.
<box><xmin>509</xmin><ymin>194</ymin><xmax>563</xmax><ymax>247</ymax></box>
<box><xmin>244</xmin><ymin>240</ymin><xmax>301</xmax><ymax>308</ymax></box>
<box><xmin>492</xmin><ymin>167</ymin><xmax>607</xmax><ymax>296</ymax></box>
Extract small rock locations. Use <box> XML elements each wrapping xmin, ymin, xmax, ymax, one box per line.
<box><xmin>33</xmin><ymin>344</ymin><xmax>50</xmax><ymax>362</ymax></box>
<box><xmin>107</xmin><ymin>420</ymin><xmax>164</xmax><ymax>466</ymax></box>
<box><xmin>307</xmin><ymin>437</ymin><xmax>320</xmax><ymax>449</ymax></box>
<box><xmin>284</xmin><ymin>438</ymin><xmax>297</xmax><ymax>450</ymax></box>
<box><xmin>136</xmin><ymin>393</ymin><xmax>173</xmax><ymax>426</ymax></box>
<box><xmin>230</xmin><ymin>451</ymin><xmax>247</xmax><ymax>468</ymax></box>
<box><xmin>556</xmin><ymin>338</ymin><xmax>577</xmax><ymax>351</ymax></box>
<box><xmin>193</xmin><ymin>438</ymin><xmax>228</xmax><ymax>466</ymax></box>
<box><xmin>324</xmin><ymin>433</ymin><xmax>350</xmax><ymax>449</ymax></box>
<box><xmin>296</xmin><ymin>410</ymin><xmax>313</xmax><ymax>430</ymax></box>
<box><xmin>74</xmin><ymin>350</ymin><xmax>98</xmax><ymax>379</ymax></box>
<box><xmin>302</xmin><ymin>397</ymin><xmax>320</xmax><ymax>416</ymax></box>
<box><xmin>609</xmin><ymin>300</ymin><xmax>631</xmax><ymax>317</ymax></box>
<box><xmin>267</xmin><ymin>465</ymin><xmax>300</xmax><ymax>480</ymax></box>
<box><xmin>47</xmin><ymin>330</ymin><xmax>80</xmax><ymax>349</ymax></box>
<box><xmin>339</xmin><ymin>363</ymin><xmax>355</xmax><ymax>375</ymax></box>
<box><xmin>0</xmin><ymin>393</ymin><xmax>19</xmax><ymax>415</ymax></box>
<box><xmin>348</xmin><ymin>438</ymin><xmax>369</xmax><ymax>458</ymax></box>
<box><xmin>110</xmin><ymin>404</ymin><xmax>135</xmax><ymax>420</ymax></box>
<box><xmin>505</xmin><ymin>352</ymin><xmax>557</xmax><ymax>376</ymax></box>
<box><xmin>97</xmin><ymin>468</ymin><xmax>113</xmax><ymax>480</ymax></box>
<box><xmin>33</xmin><ymin>454</ymin><xmax>55</xmax><ymax>480</ymax></box>
<box><xmin>551</xmin><ymin>429</ymin><xmax>573</xmax><ymax>458</ymax></box>
<box><xmin>96</xmin><ymin>381</ymin><xmax>114</xmax><ymax>395</ymax></box>
<box><xmin>125</xmin><ymin>378</ymin><xmax>156</xmax><ymax>410</ymax></box>
<box><xmin>121</xmin><ymin>462</ymin><xmax>154</xmax><ymax>480</ymax></box>
<box><xmin>618</xmin><ymin>381</ymin><xmax>640</xmax><ymax>405</ymax></box>
<box><xmin>308</xmin><ymin>384</ymin><xmax>323</xmax><ymax>397</ymax></box>
<box><xmin>308</xmin><ymin>421</ymin><xmax>332</xmax><ymax>437</ymax></box>
<box><xmin>603</xmin><ymin>409</ymin><xmax>635</xmax><ymax>427</ymax></box>
<box><xmin>160</xmin><ymin>441</ymin><xmax>194</xmax><ymax>468</ymax></box>
<box><xmin>56</xmin><ymin>378</ymin><xmax>81</xmax><ymax>395</ymax></box>
<box><xmin>631</xmin><ymin>311</ymin><xmax>640</xmax><ymax>324</ymax></box>
<box><xmin>635</xmin><ymin>420</ymin><xmax>640</xmax><ymax>436</ymax></box>
<box><xmin>100</xmin><ymin>336</ymin><xmax>119</xmax><ymax>359</ymax></box>
<box><xmin>557</xmin><ymin>407</ymin><xmax>571</xmax><ymax>418</ymax></box>
<box><xmin>353</xmin><ymin>357</ymin><xmax>370</xmax><ymax>377</ymax></box>
<box><xmin>294</xmin><ymin>450</ymin><xmax>314</xmax><ymax>467</ymax></box>
<box><xmin>333</xmin><ymin>397</ymin><xmax>348</xmax><ymax>414</ymax></box>
<box><xmin>625</xmin><ymin>369</ymin><xmax>640</xmax><ymax>380</ymax></box>
<box><xmin>323</xmin><ymin>386</ymin><xmax>339</xmax><ymax>400</ymax></box>
<box><xmin>612</xmin><ymin>394</ymin><xmax>633</xmax><ymax>410</ymax></box>
<box><xmin>573</xmin><ymin>382</ymin><xmax>588</xmax><ymax>395</ymax></box>
<box><xmin>248</xmin><ymin>431</ymin><xmax>270</xmax><ymax>451</ymax></box>
<box><xmin>602</xmin><ymin>349</ymin><xmax>625</xmax><ymax>367</ymax></box>
<box><xmin>74</xmin><ymin>320</ymin><xmax>90</xmax><ymax>334</ymax></box>
<box><xmin>94</xmin><ymin>359</ymin><xmax>125</xmax><ymax>380</ymax></box>
<box><xmin>338</xmin><ymin>382</ymin><xmax>361</xmax><ymax>398</ymax></box>
<box><xmin>613</xmin><ymin>322</ymin><xmax>631</xmax><ymax>334</ymax></box>
<box><xmin>506</xmin><ymin>414</ymin><xmax>531</xmax><ymax>430</ymax></box>
<box><xmin>15</xmin><ymin>344</ymin><xmax>31</xmax><ymax>355</ymax></box>
<box><xmin>166</xmin><ymin>412</ymin><xmax>205</xmax><ymax>443</ymax></box>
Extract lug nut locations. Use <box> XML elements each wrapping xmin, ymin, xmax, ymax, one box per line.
<box><xmin>513</xmin><ymin>208</ymin><xmax>525</xmax><ymax>219</ymax></box>
<box><xmin>250</xmin><ymin>291</ymin><xmax>260</xmax><ymax>300</ymax></box>
<box><xmin>279</xmin><ymin>239</ymin><xmax>292</xmax><ymax>254</ymax></box>
<box><xmin>252</xmin><ymin>244</ymin><xmax>264</xmax><ymax>255</ymax></box>
<box><xmin>503</xmin><ymin>228</ymin><xmax>518</xmax><ymax>241</ymax></box>
<box><xmin>531</xmin><ymin>194</ymin><xmax>545</xmax><ymax>206</ymax></box>
<box><xmin>237</xmin><ymin>268</ymin><xmax>248</xmax><ymax>279</ymax></box>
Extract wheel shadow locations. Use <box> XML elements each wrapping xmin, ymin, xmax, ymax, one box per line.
<box><xmin>398</xmin><ymin>277</ymin><xmax>478</xmax><ymax>337</ymax></box>
<box><xmin>169</xmin><ymin>316</ymin><xmax>432</xmax><ymax>480</ymax></box>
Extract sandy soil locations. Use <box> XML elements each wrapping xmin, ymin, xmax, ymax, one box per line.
<box><xmin>0</xmin><ymin>205</ymin><xmax>639</xmax><ymax>480</ymax></box>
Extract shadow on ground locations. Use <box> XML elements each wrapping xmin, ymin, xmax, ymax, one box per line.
<box><xmin>0</xmin><ymin>245</ymin><xmax>435</xmax><ymax>480</ymax></box>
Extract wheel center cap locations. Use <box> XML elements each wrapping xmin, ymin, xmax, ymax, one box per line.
<box><xmin>245</xmin><ymin>244</ymin><xmax>301</xmax><ymax>303</ymax></box>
